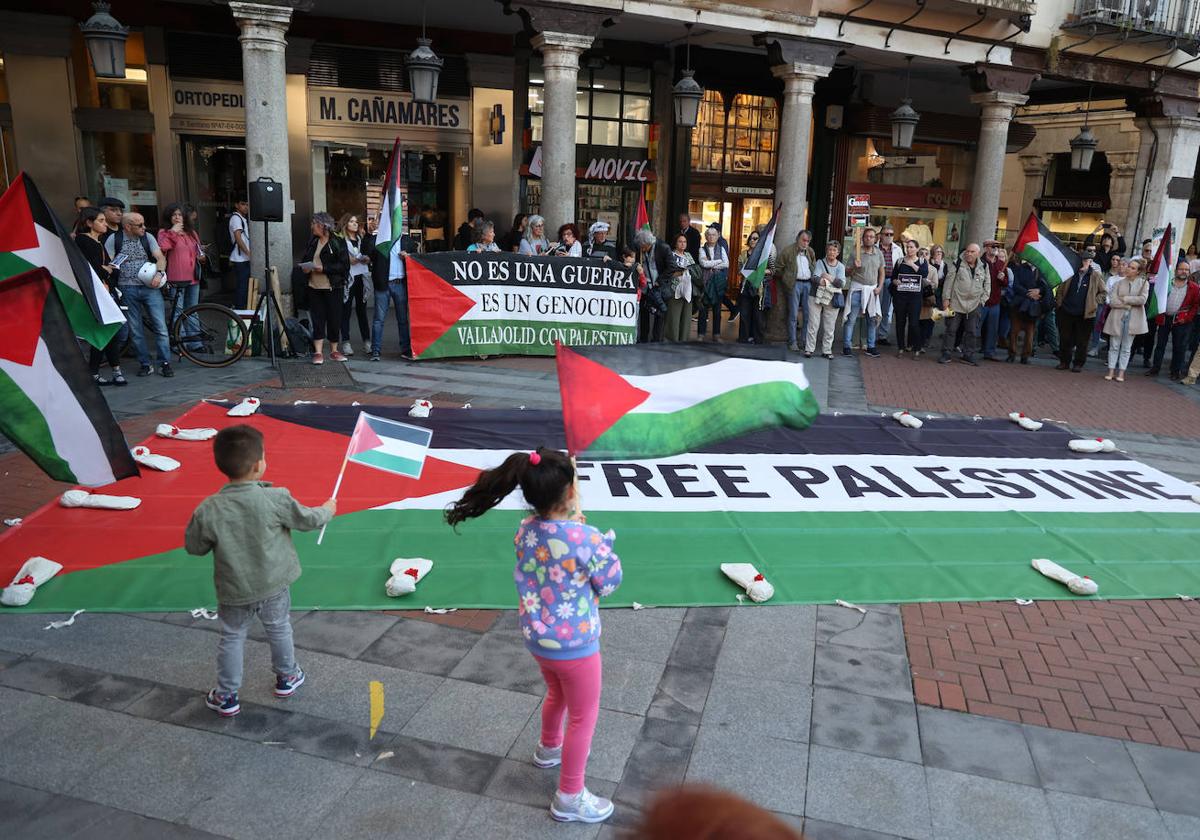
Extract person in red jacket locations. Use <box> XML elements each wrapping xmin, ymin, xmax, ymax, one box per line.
<box><xmin>1146</xmin><ymin>261</ymin><xmax>1200</xmax><ymax>380</ymax></box>
<box><xmin>979</xmin><ymin>240</ymin><xmax>1010</xmax><ymax>360</ymax></box>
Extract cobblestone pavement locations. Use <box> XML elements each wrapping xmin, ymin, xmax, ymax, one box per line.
<box><xmin>2</xmin><ymin>345</ymin><xmax>1200</xmax><ymax>839</ymax></box>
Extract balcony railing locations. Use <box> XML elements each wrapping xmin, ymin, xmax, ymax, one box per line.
<box><xmin>1067</xmin><ymin>0</ymin><xmax>1200</xmax><ymax>41</ymax></box>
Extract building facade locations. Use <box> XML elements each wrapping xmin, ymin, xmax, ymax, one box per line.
<box><xmin>0</xmin><ymin>0</ymin><xmax>1196</xmax><ymax>305</ymax></box>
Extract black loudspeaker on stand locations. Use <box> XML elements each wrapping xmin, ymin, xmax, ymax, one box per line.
<box><xmin>249</xmin><ymin>176</ymin><xmax>284</xmax><ymax>368</ymax></box>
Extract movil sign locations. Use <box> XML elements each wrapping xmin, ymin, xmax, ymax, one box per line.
<box><xmin>583</xmin><ymin>157</ymin><xmax>651</xmax><ymax>182</ymax></box>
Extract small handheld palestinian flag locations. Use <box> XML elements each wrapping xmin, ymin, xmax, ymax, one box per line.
<box><xmin>740</xmin><ymin>204</ymin><xmax>780</xmax><ymax>292</ymax></box>
<box><xmin>0</xmin><ymin>268</ymin><xmax>137</xmax><ymax>486</ymax></box>
<box><xmin>1146</xmin><ymin>223</ymin><xmax>1173</xmax><ymax>321</ymax></box>
<box><xmin>1014</xmin><ymin>212</ymin><xmax>1080</xmax><ymax>290</ymax></box>
<box><xmin>318</xmin><ymin>411</ymin><xmax>433</xmax><ymax>544</ymax></box>
<box><xmin>0</xmin><ymin>173</ymin><xmax>125</xmax><ymax>348</ymax></box>
<box><xmin>376</xmin><ymin>137</ymin><xmax>405</xmax><ymax>257</ymax></box>
<box><xmin>556</xmin><ymin>343</ymin><xmax>819</xmax><ymax>459</ymax></box>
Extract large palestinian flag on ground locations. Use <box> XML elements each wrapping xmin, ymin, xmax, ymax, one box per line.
<box><xmin>556</xmin><ymin>343</ymin><xmax>819</xmax><ymax>459</ymax></box>
<box><xmin>1014</xmin><ymin>212</ymin><xmax>1080</xmax><ymax>289</ymax></box>
<box><xmin>0</xmin><ymin>268</ymin><xmax>137</xmax><ymax>486</ymax></box>
<box><xmin>2</xmin><ymin>402</ymin><xmax>1199</xmax><ymax>613</ymax></box>
<box><xmin>0</xmin><ymin>173</ymin><xmax>124</xmax><ymax>348</ymax></box>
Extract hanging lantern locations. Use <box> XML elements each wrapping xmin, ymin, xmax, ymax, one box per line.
<box><xmin>890</xmin><ymin>99</ymin><xmax>920</xmax><ymax>150</ymax></box>
<box><xmin>1069</xmin><ymin>126</ymin><xmax>1098</xmax><ymax>173</ymax></box>
<box><xmin>80</xmin><ymin>1</ymin><xmax>128</xmax><ymax>80</ymax></box>
<box><xmin>407</xmin><ymin>37</ymin><xmax>443</xmax><ymax>104</ymax></box>
<box><xmin>673</xmin><ymin>70</ymin><xmax>703</xmax><ymax>128</ymax></box>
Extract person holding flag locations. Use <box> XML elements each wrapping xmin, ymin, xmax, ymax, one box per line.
<box><xmin>738</xmin><ymin>209</ymin><xmax>779</xmax><ymax>344</ymax></box>
<box><xmin>1144</xmin><ymin>223</ymin><xmax>1199</xmax><ymax>380</ymax></box>
<box><xmin>1102</xmin><ymin>257</ymin><xmax>1150</xmax><ymax>382</ymax></box>
<box><xmin>368</xmin><ymin>138</ymin><xmax>416</xmax><ymax>361</ymax></box>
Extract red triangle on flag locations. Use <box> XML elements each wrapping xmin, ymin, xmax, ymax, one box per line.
<box><xmin>406</xmin><ymin>257</ymin><xmax>477</xmax><ymax>357</ymax></box>
<box><xmin>0</xmin><ymin>175</ymin><xmax>37</xmax><ymax>253</ymax></box>
<box><xmin>0</xmin><ymin>268</ymin><xmax>51</xmax><ymax>365</ymax></box>
<box><xmin>349</xmin><ymin>416</ymin><xmax>384</xmax><ymax>456</ymax></box>
<box><xmin>555</xmin><ymin>343</ymin><xmax>649</xmax><ymax>454</ymax></box>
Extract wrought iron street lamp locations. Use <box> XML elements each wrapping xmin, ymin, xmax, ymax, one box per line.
<box><xmin>673</xmin><ymin>23</ymin><xmax>703</xmax><ymax>129</ymax></box>
<box><xmin>80</xmin><ymin>1</ymin><xmax>128</xmax><ymax>80</ymax></box>
<box><xmin>890</xmin><ymin>57</ymin><xmax>920</xmax><ymax>150</ymax></box>
<box><xmin>407</xmin><ymin>4</ymin><xmax>443</xmax><ymax>104</ymax></box>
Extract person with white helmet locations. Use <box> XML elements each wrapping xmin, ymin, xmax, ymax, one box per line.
<box><xmin>105</xmin><ymin>211</ymin><xmax>172</xmax><ymax>377</ymax></box>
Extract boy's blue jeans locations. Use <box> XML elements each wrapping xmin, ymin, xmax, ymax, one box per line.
<box><xmin>216</xmin><ymin>587</ymin><xmax>297</xmax><ymax>696</ymax></box>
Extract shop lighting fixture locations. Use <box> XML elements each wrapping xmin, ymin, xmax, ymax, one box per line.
<box><xmin>406</xmin><ymin>3</ymin><xmax>443</xmax><ymax>105</ymax></box>
<box><xmin>672</xmin><ymin>23</ymin><xmax>703</xmax><ymax>129</ymax></box>
<box><xmin>80</xmin><ymin>1</ymin><xmax>128</xmax><ymax>80</ymax></box>
<box><xmin>1069</xmin><ymin>88</ymin><xmax>1097</xmax><ymax>173</ymax></box>
<box><xmin>890</xmin><ymin>57</ymin><xmax>920</xmax><ymax>151</ymax></box>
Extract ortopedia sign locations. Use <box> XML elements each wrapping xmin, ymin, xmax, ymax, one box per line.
<box><xmin>170</xmin><ymin>80</ymin><xmax>245</xmax><ymax>117</ymax></box>
<box><xmin>405</xmin><ymin>252</ymin><xmax>638</xmax><ymax>359</ymax></box>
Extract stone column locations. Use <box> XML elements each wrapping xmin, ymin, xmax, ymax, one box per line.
<box><xmin>771</xmin><ymin>63</ymin><xmax>832</xmax><ymax>246</ymax></box>
<box><xmin>1103</xmin><ymin>150</ymin><xmax>1139</xmax><ymax>234</ymax></box>
<box><xmin>965</xmin><ymin>91</ymin><xmax>1028</xmax><ymax>246</ymax></box>
<box><xmin>1128</xmin><ymin>115</ymin><xmax>1200</xmax><ymax>245</ymax></box>
<box><xmin>531</xmin><ymin>31</ymin><xmax>592</xmax><ymax>232</ymax></box>
<box><xmin>1018</xmin><ymin>153</ymin><xmax>1050</xmax><ymax>221</ymax></box>
<box><xmin>230</xmin><ymin>1</ymin><xmax>293</xmax><ymax>295</ymax></box>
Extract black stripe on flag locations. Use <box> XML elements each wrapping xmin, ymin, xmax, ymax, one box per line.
<box><xmin>23</xmin><ymin>174</ymin><xmax>106</xmax><ymax>324</ymax></box>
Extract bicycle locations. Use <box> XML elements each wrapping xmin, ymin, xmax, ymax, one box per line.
<box><xmin>170</xmin><ymin>282</ymin><xmax>292</xmax><ymax>368</ymax></box>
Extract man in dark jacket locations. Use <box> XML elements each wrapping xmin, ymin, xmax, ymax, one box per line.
<box><xmin>454</xmin><ymin>208</ymin><xmax>484</xmax><ymax>250</ymax></box>
<box><xmin>1007</xmin><ymin>259</ymin><xmax>1048</xmax><ymax>364</ymax></box>
<box><xmin>675</xmin><ymin>213</ymin><xmax>701</xmax><ymax>264</ymax></box>
<box><xmin>366</xmin><ymin>213</ymin><xmax>418</xmax><ymax>360</ymax></box>
<box><xmin>1054</xmin><ymin>255</ymin><xmax>1105</xmax><ymax>372</ymax></box>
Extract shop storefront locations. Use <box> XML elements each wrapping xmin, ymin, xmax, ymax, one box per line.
<box><xmin>1030</xmin><ymin>152</ymin><xmax>1115</xmax><ymax>250</ymax></box>
<box><xmin>688</xmin><ymin>89</ymin><xmax>779</xmax><ymax>265</ymax></box>
<box><xmin>307</xmin><ymin>86</ymin><xmax>470</xmax><ymax>251</ymax></box>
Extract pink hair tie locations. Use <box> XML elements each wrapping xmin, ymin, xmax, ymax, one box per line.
<box><xmin>529</xmin><ymin>451</ymin><xmax>541</xmax><ymax>466</ymax></box>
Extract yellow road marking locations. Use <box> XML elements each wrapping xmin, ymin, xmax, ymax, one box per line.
<box><xmin>369</xmin><ymin>680</ymin><xmax>384</xmax><ymax>739</ymax></box>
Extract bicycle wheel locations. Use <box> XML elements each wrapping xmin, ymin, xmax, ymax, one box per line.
<box><xmin>174</xmin><ymin>303</ymin><xmax>249</xmax><ymax>368</ymax></box>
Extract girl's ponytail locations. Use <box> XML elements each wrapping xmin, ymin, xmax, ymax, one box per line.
<box><xmin>444</xmin><ymin>447</ymin><xmax>574</xmax><ymax>527</ymax></box>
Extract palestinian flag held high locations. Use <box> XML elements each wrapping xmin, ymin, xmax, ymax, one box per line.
<box><xmin>634</xmin><ymin>182</ymin><xmax>651</xmax><ymax>234</ymax></box>
<box><xmin>740</xmin><ymin>204</ymin><xmax>780</xmax><ymax>292</ymax></box>
<box><xmin>375</xmin><ymin>137</ymin><xmax>405</xmax><ymax>257</ymax></box>
<box><xmin>556</xmin><ymin>343</ymin><xmax>819</xmax><ymax>459</ymax></box>
<box><xmin>1014</xmin><ymin>212</ymin><xmax>1080</xmax><ymax>289</ymax></box>
<box><xmin>0</xmin><ymin>173</ymin><xmax>124</xmax><ymax>349</ymax></box>
<box><xmin>347</xmin><ymin>411</ymin><xmax>432</xmax><ymax>478</ymax></box>
<box><xmin>0</xmin><ymin>268</ymin><xmax>137</xmax><ymax>486</ymax></box>
<box><xmin>1146</xmin><ymin>223</ymin><xmax>1173</xmax><ymax>321</ymax></box>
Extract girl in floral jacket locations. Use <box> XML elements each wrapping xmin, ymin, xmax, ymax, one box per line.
<box><xmin>445</xmin><ymin>447</ymin><xmax>622</xmax><ymax>825</ymax></box>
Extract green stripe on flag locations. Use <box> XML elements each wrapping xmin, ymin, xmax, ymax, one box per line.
<box><xmin>54</xmin><ymin>277</ymin><xmax>121</xmax><ymax>347</ymax></box>
<box><xmin>350</xmin><ymin>449</ymin><xmax>424</xmax><ymax>477</ymax></box>
<box><xmin>587</xmin><ymin>380</ymin><xmax>820</xmax><ymax>459</ymax></box>
<box><xmin>1021</xmin><ymin>247</ymin><xmax>1063</xmax><ymax>289</ymax></box>
<box><xmin>0</xmin><ymin>366</ymin><xmax>77</xmax><ymax>483</ymax></box>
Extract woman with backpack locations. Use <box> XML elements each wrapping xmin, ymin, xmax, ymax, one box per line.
<box><xmin>299</xmin><ymin>212</ymin><xmax>350</xmax><ymax>364</ymax></box>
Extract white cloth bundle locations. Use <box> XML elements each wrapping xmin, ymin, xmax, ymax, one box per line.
<box><xmin>930</xmin><ymin>307</ymin><xmax>955</xmax><ymax>323</ymax></box>
<box><xmin>1032</xmin><ymin>557</ymin><xmax>1098</xmax><ymax>596</ymax></box>
<box><xmin>1008</xmin><ymin>412</ymin><xmax>1043</xmax><ymax>431</ymax></box>
<box><xmin>130</xmin><ymin>446</ymin><xmax>181</xmax><ymax>472</ymax></box>
<box><xmin>408</xmin><ymin>399</ymin><xmax>433</xmax><ymax>418</ymax></box>
<box><xmin>60</xmin><ymin>490</ymin><xmax>140</xmax><ymax>510</ymax></box>
<box><xmin>1</xmin><ymin>556</ymin><xmax>63</xmax><ymax>607</ymax></box>
<box><xmin>721</xmin><ymin>563</ymin><xmax>774</xmax><ymax>603</ymax></box>
<box><xmin>892</xmin><ymin>410</ymin><xmax>923</xmax><ymax>429</ymax></box>
<box><xmin>156</xmin><ymin>424</ymin><xmax>217</xmax><ymax>441</ymax></box>
<box><xmin>227</xmin><ymin>397</ymin><xmax>261</xmax><ymax>416</ymax></box>
<box><xmin>386</xmin><ymin>557</ymin><xmax>433</xmax><ymax>597</ymax></box>
<box><xmin>1068</xmin><ymin>438</ymin><xmax>1116</xmax><ymax>454</ymax></box>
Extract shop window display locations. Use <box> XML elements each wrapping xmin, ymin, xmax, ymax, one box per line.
<box><xmin>528</xmin><ymin>59</ymin><xmax>652</xmax><ymax>151</ymax></box>
<box><xmin>690</xmin><ymin>91</ymin><xmax>778</xmax><ymax>177</ymax></box>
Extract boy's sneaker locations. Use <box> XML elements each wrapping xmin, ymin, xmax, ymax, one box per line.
<box><xmin>205</xmin><ymin>690</ymin><xmax>240</xmax><ymax>717</ymax></box>
<box><xmin>533</xmin><ymin>742</ymin><xmax>562</xmax><ymax>768</ymax></box>
<box><xmin>550</xmin><ymin>788</ymin><xmax>614</xmax><ymax>824</ymax></box>
<box><xmin>274</xmin><ymin>668</ymin><xmax>305</xmax><ymax>697</ymax></box>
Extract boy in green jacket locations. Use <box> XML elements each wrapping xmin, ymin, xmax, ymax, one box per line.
<box><xmin>185</xmin><ymin>424</ymin><xmax>335</xmax><ymax>717</ymax></box>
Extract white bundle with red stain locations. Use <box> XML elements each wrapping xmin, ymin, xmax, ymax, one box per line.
<box><xmin>227</xmin><ymin>397</ymin><xmax>261</xmax><ymax>416</ymax></box>
<box><xmin>1</xmin><ymin>556</ymin><xmax>63</xmax><ymax>607</ymax></box>
<box><xmin>156</xmin><ymin>424</ymin><xmax>217</xmax><ymax>441</ymax></box>
<box><xmin>1008</xmin><ymin>412</ymin><xmax>1043</xmax><ymax>431</ymax></box>
<box><xmin>130</xmin><ymin>446</ymin><xmax>181</xmax><ymax>472</ymax></box>
<box><xmin>408</xmin><ymin>399</ymin><xmax>433</xmax><ymax>418</ymax></box>
<box><xmin>721</xmin><ymin>563</ymin><xmax>775</xmax><ymax>603</ymax></box>
<box><xmin>386</xmin><ymin>557</ymin><xmax>434</xmax><ymax>597</ymax></box>
<box><xmin>1068</xmin><ymin>437</ymin><xmax>1116</xmax><ymax>454</ymax></box>
<box><xmin>60</xmin><ymin>490</ymin><xmax>141</xmax><ymax>510</ymax></box>
<box><xmin>892</xmin><ymin>410</ymin><xmax>923</xmax><ymax>429</ymax></box>
<box><xmin>1031</xmin><ymin>557</ymin><xmax>1098</xmax><ymax>596</ymax></box>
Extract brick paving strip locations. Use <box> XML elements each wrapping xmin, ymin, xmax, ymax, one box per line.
<box><xmin>904</xmin><ymin>599</ymin><xmax>1200</xmax><ymax>751</ymax></box>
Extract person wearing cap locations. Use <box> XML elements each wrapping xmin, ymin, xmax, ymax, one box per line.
<box><xmin>875</xmin><ymin>226</ymin><xmax>903</xmax><ymax>345</ymax></box>
<box><xmin>1146</xmin><ymin>261</ymin><xmax>1199</xmax><ymax>381</ymax></box>
<box><xmin>586</xmin><ymin>221</ymin><xmax>617</xmax><ymax>261</ymax></box>
<box><xmin>1054</xmin><ymin>251</ymin><xmax>1104</xmax><ymax>373</ymax></box>
<box><xmin>979</xmin><ymin>240</ymin><xmax>1010</xmax><ymax>361</ymax></box>
<box><xmin>97</xmin><ymin>197</ymin><xmax>125</xmax><ymax>244</ymax></box>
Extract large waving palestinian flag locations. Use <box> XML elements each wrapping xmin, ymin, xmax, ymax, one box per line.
<box><xmin>1014</xmin><ymin>212</ymin><xmax>1080</xmax><ymax>289</ymax></box>
<box><xmin>375</xmin><ymin>137</ymin><xmax>404</xmax><ymax>257</ymax></box>
<box><xmin>0</xmin><ymin>268</ymin><xmax>137</xmax><ymax>486</ymax></box>
<box><xmin>0</xmin><ymin>173</ymin><xmax>124</xmax><ymax>348</ymax></box>
<box><xmin>740</xmin><ymin>204</ymin><xmax>779</xmax><ymax>291</ymax></box>
<box><xmin>556</xmin><ymin>343</ymin><xmax>819</xmax><ymax>458</ymax></box>
<box><xmin>1146</xmin><ymin>223</ymin><xmax>1173</xmax><ymax>321</ymax></box>
<box><xmin>3</xmin><ymin>402</ymin><xmax>1199</xmax><ymax>613</ymax></box>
